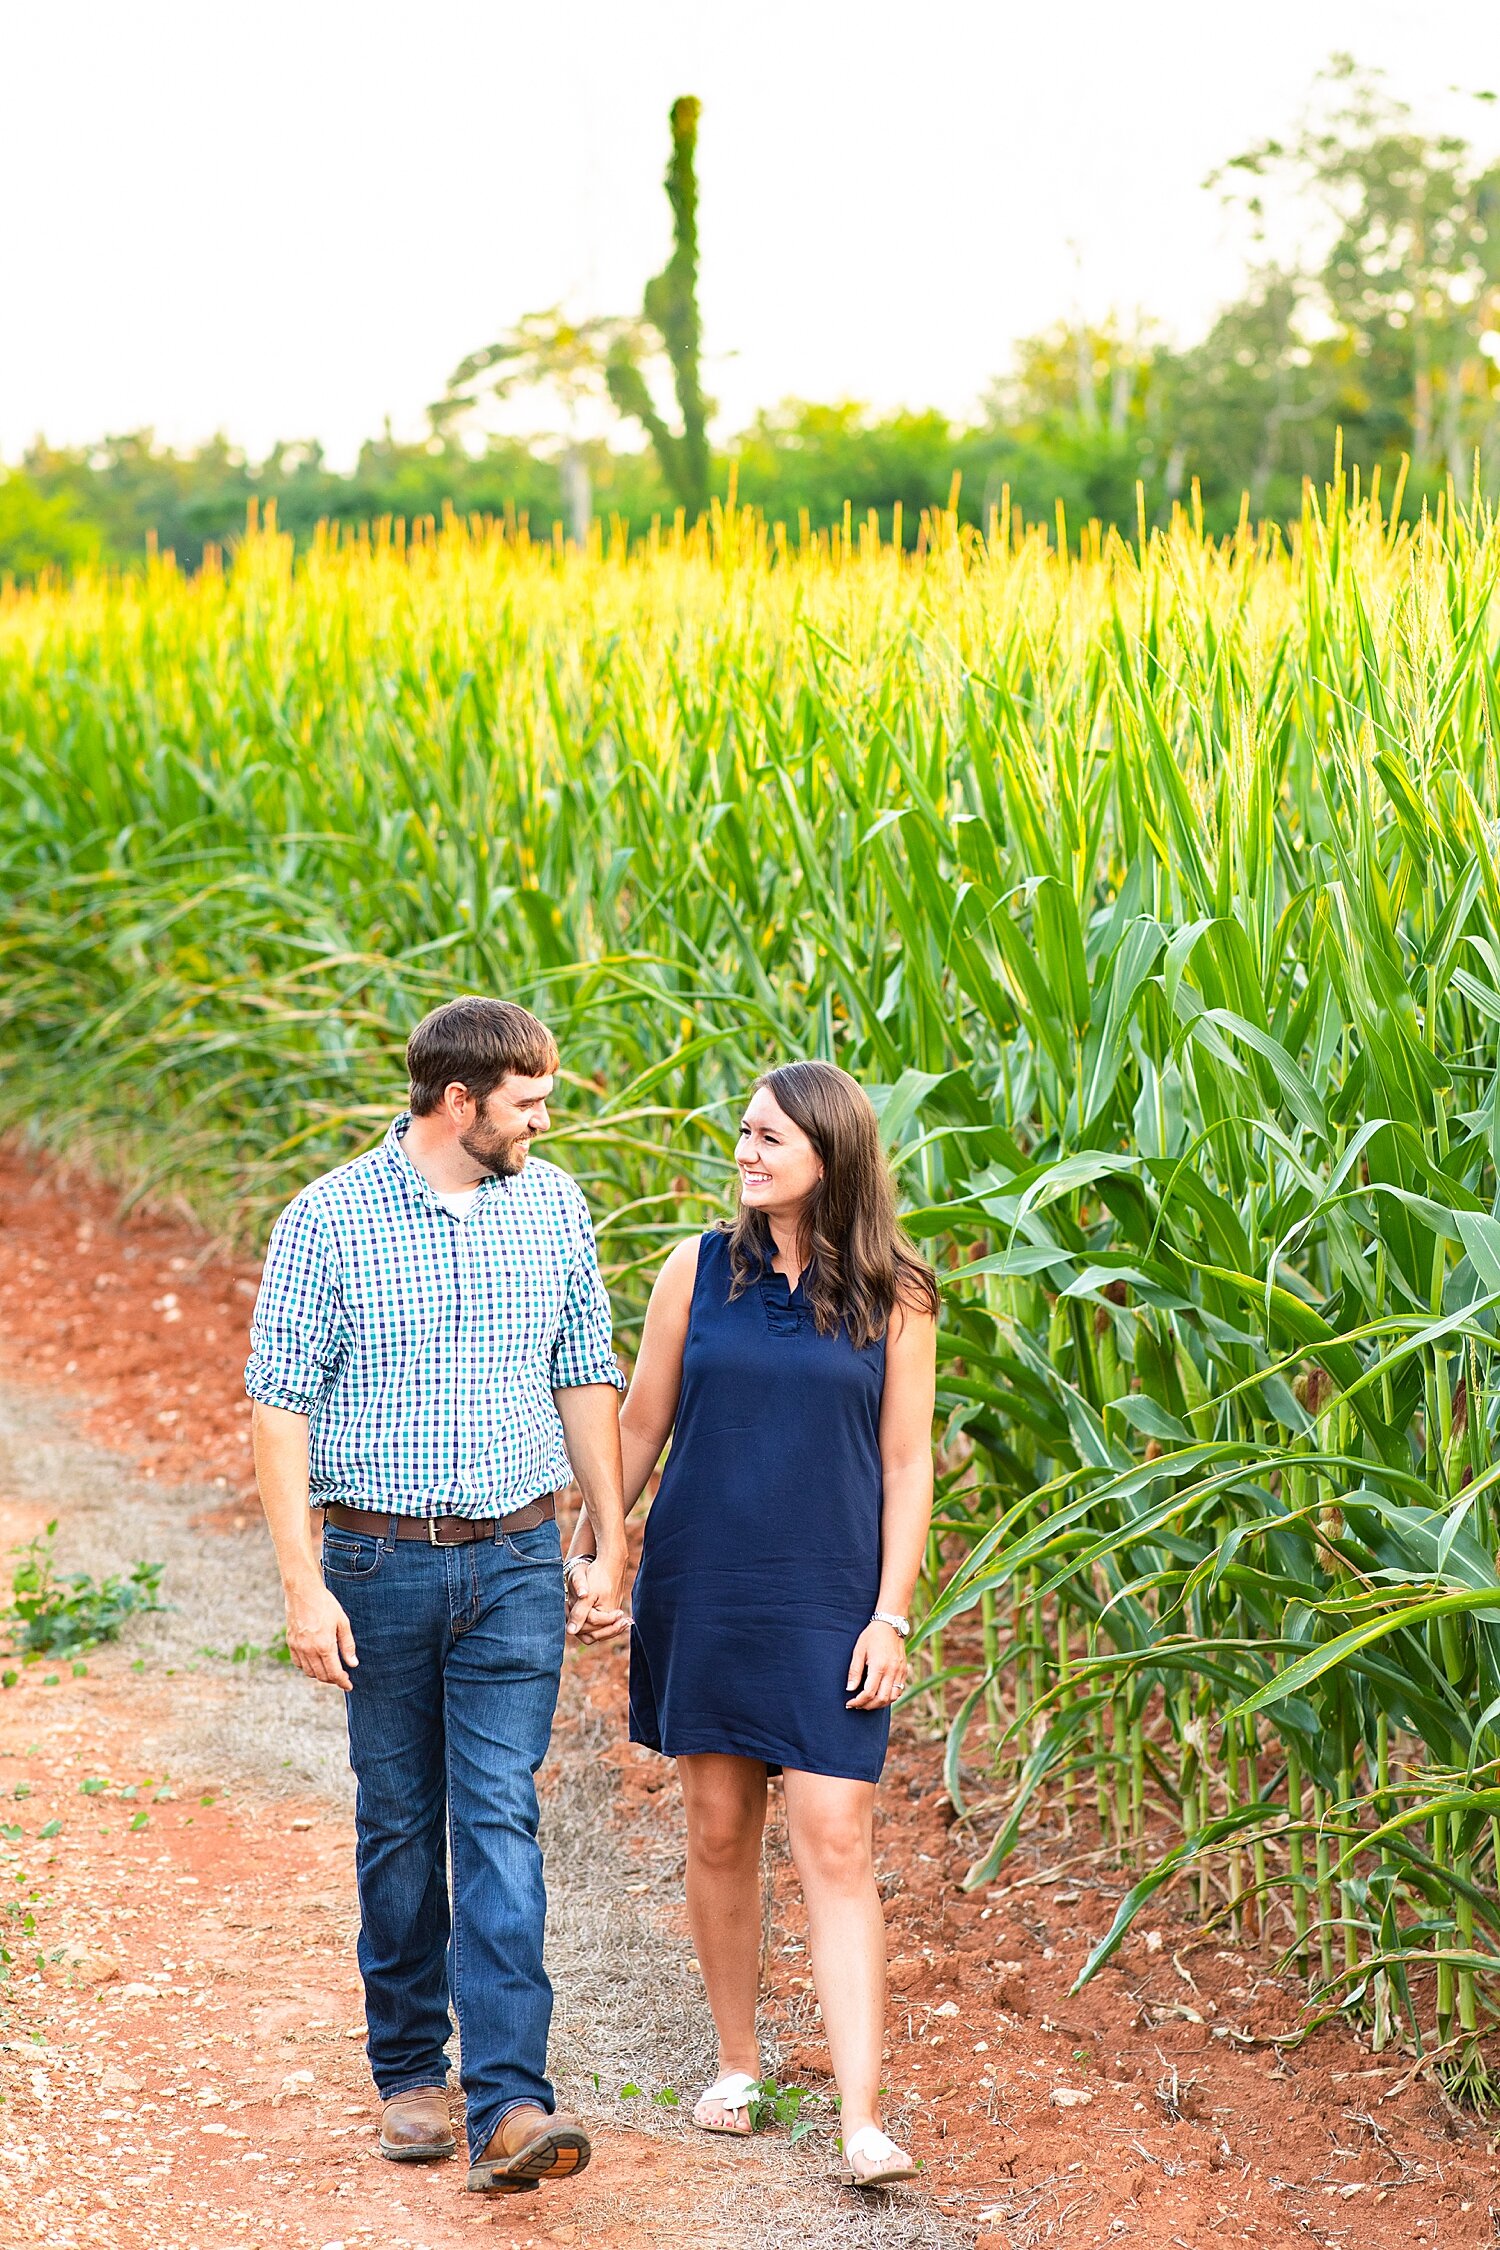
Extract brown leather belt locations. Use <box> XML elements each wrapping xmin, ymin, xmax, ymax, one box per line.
<box><xmin>323</xmin><ymin>1494</ymin><xmax>557</xmax><ymax>1544</ymax></box>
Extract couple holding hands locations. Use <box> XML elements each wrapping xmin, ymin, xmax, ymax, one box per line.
<box><xmin>247</xmin><ymin>995</ymin><xmax>937</xmax><ymax>2201</ymax></box>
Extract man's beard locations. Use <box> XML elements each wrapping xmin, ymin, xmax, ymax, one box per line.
<box><xmin>459</xmin><ymin>1122</ymin><xmax>531</xmax><ymax>1179</ymax></box>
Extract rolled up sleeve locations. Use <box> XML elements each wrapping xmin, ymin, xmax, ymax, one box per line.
<box><xmin>550</xmin><ymin>1199</ymin><xmax>626</xmax><ymax>1393</ymax></box>
<box><xmin>244</xmin><ymin>1195</ymin><xmax>346</xmax><ymax>1414</ymax></box>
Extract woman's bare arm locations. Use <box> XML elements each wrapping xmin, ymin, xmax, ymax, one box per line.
<box><xmin>846</xmin><ymin>1297</ymin><xmax>938</xmax><ymax>1710</ymax></box>
<box><xmin>566</xmin><ymin>1235</ymin><xmax>699</xmax><ymax>1577</ymax></box>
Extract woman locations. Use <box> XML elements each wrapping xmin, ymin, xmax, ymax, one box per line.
<box><xmin>566</xmin><ymin>1060</ymin><xmax>938</xmax><ymax>2188</ymax></box>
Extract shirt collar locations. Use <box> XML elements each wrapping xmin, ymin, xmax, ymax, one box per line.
<box><xmin>381</xmin><ymin>1112</ymin><xmax>510</xmax><ymax>1215</ymax></box>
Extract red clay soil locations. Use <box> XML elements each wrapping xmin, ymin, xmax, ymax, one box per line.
<box><xmin>0</xmin><ymin>1654</ymin><xmax>770</xmax><ymax>2250</ymax></box>
<box><xmin>2</xmin><ymin>1138</ymin><xmax>1499</xmax><ymax>2249</ymax></box>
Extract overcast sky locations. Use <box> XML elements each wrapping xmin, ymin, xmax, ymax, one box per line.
<box><xmin>3</xmin><ymin>0</ymin><xmax>1496</xmax><ymax>465</ymax></box>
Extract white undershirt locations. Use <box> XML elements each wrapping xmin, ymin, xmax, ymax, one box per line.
<box><xmin>434</xmin><ymin>1185</ymin><xmax>481</xmax><ymax>1220</ymax></box>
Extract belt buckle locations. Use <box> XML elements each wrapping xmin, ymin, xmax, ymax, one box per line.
<box><xmin>427</xmin><ymin>1517</ymin><xmax>443</xmax><ymax>1546</ymax></box>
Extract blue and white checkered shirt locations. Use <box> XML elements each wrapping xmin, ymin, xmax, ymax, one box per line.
<box><xmin>244</xmin><ymin>1114</ymin><xmax>625</xmax><ymax>1517</ymax></box>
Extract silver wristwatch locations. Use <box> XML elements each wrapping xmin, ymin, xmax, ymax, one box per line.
<box><xmin>872</xmin><ymin>1609</ymin><xmax>911</xmax><ymax>1638</ymax></box>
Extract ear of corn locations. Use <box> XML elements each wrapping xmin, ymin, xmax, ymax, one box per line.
<box><xmin>5</xmin><ymin>485</ymin><xmax>1500</xmax><ymax>2090</ymax></box>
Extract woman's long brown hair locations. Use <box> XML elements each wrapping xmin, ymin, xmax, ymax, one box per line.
<box><xmin>723</xmin><ymin>1060</ymin><xmax>939</xmax><ymax>1348</ymax></box>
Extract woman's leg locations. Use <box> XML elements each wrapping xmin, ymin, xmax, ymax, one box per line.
<box><xmin>676</xmin><ymin>1753</ymin><xmax>769</xmax><ymax>2124</ymax></box>
<box><xmin>782</xmin><ymin>1769</ymin><xmax>901</xmax><ymax>2154</ymax></box>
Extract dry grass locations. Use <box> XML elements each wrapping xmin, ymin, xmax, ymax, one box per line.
<box><xmin>0</xmin><ymin>1380</ymin><xmax>968</xmax><ymax>2249</ymax></box>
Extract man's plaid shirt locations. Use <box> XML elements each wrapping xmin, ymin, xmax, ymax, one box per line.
<box><xmin>244</xmin><ymin>1114</ymin><xmax>625</xmax><ymax>1517</ymax></box>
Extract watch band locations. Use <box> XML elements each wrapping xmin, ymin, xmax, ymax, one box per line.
<box><xmin>872</xmin><ymin>1609</ymin><xmax>911</xmax><ymax>1638</ymax></box>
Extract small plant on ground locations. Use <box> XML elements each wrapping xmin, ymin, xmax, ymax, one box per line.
<box><xmin>1</xmin><ymin>1521</ymin><xmax>164</xmax><ymax>1665</ymax></box>
<box><xmin>749</xmin><ymin>2077</ymin><xmax>822</xmax><ymax>2141</ymax></box>
<box><xmin>197</xmin><ymin>1634</ymin><xmax>292</xmax><ymax>1666</ymax></box>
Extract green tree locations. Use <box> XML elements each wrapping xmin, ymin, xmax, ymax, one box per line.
<box><xmin>1166</xmin><ymin>273</ymin><xmax>1347</xmax><ymax>521</ymax></box>
<box><xmin>607</xmin><ymin>95</ymin><xmax>713</xmax><ymax>519</ymax></box>
<box><xmin>731</xmin><ymin>400</ymin><xmax>957</xmax><ymax>537</ymax></box>
<box><xmin>1216</xmin><ymin>55</ymin><xmax>1500</xmax><ymax>490</ymax></box>
<box><xmin>0</xmin><ymin>473</ymin><xmax>99</xmax><ymax>580</ymax></box>
<box><xmin>969</xmin><ymin>320</ymin><xmax>1172</xmax><ymax>531</ymax></box>
<box><xmin>439</xmin><ymin>307</ymin><xmax>645</xmax><ymax>543</ymax></box>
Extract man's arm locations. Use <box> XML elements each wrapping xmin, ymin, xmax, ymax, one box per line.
<box><xmin>252</xmin><ymin>1400</ymin><xmax>359</xmax><ymax>1691</ymax></box>
<box><xmin>244</xmin><ymin>1195</ymin><xmax>354</xmax><ymax>1689</ymax></box>
<box><xmin>553</xmin><ymin>1383</ymin><xmax>626</xmax><ymax>1639</ymax></box>
<box><xmin>549</xmin><ymin>1190</ymin><xmax>629</xmax><ymax>1640</ymax></box>
<box><xmin>562</xmin><ymin>1237</ymin><xmax>698</xmax><ymax>1644</ymax></box>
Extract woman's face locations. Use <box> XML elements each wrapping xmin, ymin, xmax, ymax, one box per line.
<box><xmin>736</xmin><ymin>1085</ymin><xmax>823</xmax><ymax>1221</ymax></box>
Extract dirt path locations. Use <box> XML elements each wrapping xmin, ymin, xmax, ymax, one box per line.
<box><xmin>1</xmin><ymin>1141</ymin><xmax>1498</xmax><ymax>2249</ymax></box>
<box><xmin>0</xmin><ymin>1382</ymin><xmax>961</xmax><ymax>2250</ymax></box>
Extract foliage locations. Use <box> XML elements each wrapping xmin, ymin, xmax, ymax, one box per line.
<box><xmin>438</xmin><ymin>307</ymin><xmax>649</xmax><ymax>544</ymax></box>
<box><xmin>5</xmin><ymin>428</ymin><xmax>669</xmax><ymax>577</ymax></box>
<box><xmin>2</xmin><ymin>1522</ymin><xmax>164</xmax><ymax>1661</ymax></box>
<box><xmin>5</xmin><ymin>481</ymin><xmax>1500</xmax><ymax>2086</ymax></box>
<box><xmin>1212</xmin><ymin>54</ymin><xmax>1500</xmax><ymax>491</ymax></box>
<box><xmin>606</xmin><ymin>95</ymin><xmax>713</xmax><ymax>519</ymax></box>
<box><xmin>732</xmin><ymin>400</ymin><xmax>960</xmax><ymax>542</ymax></box>
<box><xmin>5</xmin><ymin>58</ymin><xmax>1496</xmax><ymax>577</ymax></box>
<box><xmin>0</xmin><ymin>474</ymin><xmax>99</xmax><ymax>581</ymax></box>
<box><xmin>749</xmin><ymin>2077</ymin><xmax>823</xmax><ymax>2141</ymax></box>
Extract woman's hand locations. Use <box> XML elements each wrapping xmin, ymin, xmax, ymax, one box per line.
<box><xmin>565</xmin><ymin>1550</ymin><xmax>631</xmax><ymax>1642</ymax></box>
<box><xmin>845</xmin><ymin>1620</ymin><xmax>908</xmax><ymax>1709</ymax></box>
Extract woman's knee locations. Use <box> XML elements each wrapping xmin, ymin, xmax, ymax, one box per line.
<box><xmin>789</xmin><ymin>1816</ymin><xmax>874</xmax><ymax>1892</ymax></box>
<box><xmin>686</xmin><ymin>1797</ymin><xmax>762</xmax><ymax>1871</ymax></box>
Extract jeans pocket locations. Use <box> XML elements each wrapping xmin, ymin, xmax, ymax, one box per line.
<box><xmin>322</xmin><ymin>1530</ymin><xmax>385</xmax><ymax>1580</ymax></box>
<box><xmin>499</xmin><ymin>1522</ymin><xmax>563</xmax><ymax>1568</ymax></box>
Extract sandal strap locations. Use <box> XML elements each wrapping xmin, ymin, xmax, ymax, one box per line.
<box><xmin>845</xmin><ymin>2125</ymin><xmax>901</xmax><ymax>2164</ymax></box>
<box><xmin>697</xmin><ymin>2072</ymin><xmax>760</xmax><ymax>2109</ymax></box>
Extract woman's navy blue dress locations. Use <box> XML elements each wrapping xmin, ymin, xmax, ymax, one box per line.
<box><xmin>629</xmin><ymin>1229</ymin><xmax>890</xmax><ymax>1782</ymax></box>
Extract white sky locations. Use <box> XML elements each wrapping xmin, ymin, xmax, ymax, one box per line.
<box><xmin>2</xmin><ymin>0</ymin><xmax>1496</xmax><ymax>465</ymax></box>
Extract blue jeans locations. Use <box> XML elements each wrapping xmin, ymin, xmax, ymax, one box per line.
<box><xmin>322</xmin><ymin>1515</ymin><xmax>565</xmax><ymax>2161</ymax></box>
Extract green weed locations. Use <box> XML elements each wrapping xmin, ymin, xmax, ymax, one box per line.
<box><xmin>2</xmin><ymin>1523</ymin><xmax>163</xmax><ymax>1663</ymax></box>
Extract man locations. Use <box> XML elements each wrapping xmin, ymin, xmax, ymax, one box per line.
<box><xmin>246</xmin><ymin>996</ymin><xmax>628</xmax><ymax>2198</ymax></box>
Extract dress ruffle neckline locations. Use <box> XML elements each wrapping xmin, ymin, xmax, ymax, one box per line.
<box><xmin>757</xmin><ymin>1264</ymin><xmax>810</xmax><ymax>1334</ymax></box>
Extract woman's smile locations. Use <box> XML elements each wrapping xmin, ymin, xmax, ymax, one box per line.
<box><xmin>735</xmin><ymin>1087</ymin><xmax>823</xmax><ymax>1208</ymax></box>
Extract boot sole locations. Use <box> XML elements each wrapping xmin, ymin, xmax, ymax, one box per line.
<box><xmin>466</xmin><ymin>2127</ymin><xmax>592</xmax><ymax>2194</ymax></box>
<box><xmin>380</xmin><ymin>2138</ymin><xmax>456</xmax><ymax>2162</ymax></box>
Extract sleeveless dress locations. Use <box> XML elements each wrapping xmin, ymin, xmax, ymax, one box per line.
<box><xmin>628</xmin><ymin>1229</ymin><xmax>890</xmax><ymax>1782</ymax></box>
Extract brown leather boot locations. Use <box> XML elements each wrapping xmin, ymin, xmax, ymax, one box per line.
<box><xmin>379</xmin><ymin>2085</ymin><xmax>456</xmax><ymax>2162</ymax></box>
<box><xmin>465</xmin><ymin>2104</ymin><xmax>591</xmax><ymax>2195</ymax></box>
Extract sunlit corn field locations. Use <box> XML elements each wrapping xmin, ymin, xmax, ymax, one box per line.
<box><xmin>6</xmin><ymin>487</ymin><xmax>1500</xmax><ymax>2092</ymax></box>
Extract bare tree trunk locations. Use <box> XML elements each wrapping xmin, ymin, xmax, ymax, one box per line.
<box><xmin>1441</xmin><ymin>355</ymin><xmax>1468</xmax><ymax>488</ymax></box>
<box><xmin>561</xmin><ymin>447</ymin><xmax>592</xmax><ymax>546</ymax></box>
<box><xmin>1075</xmin><ymin>327</ymin><xmax>1099</xmax><ymax>430</ymax></box>
<box><xmin>1109</xmin><ymin>354</ymin><xmax>1132</xmax><ymax>440</ymax></box>
<box><xmin>1412</xmin><ymin>323</ymin><xmax>1433</xmax><ymax>476</ymax></box>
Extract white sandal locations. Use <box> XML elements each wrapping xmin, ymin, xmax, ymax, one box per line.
<box><xmin>692</xmin><ymin>2070</ymin><xmax>760</xmax><ymax>2137</ymax></box>
<box><xmin>839</xmin><ymin>2124</ymin><xmax>919</xmax><ymax>2187</ymax></box>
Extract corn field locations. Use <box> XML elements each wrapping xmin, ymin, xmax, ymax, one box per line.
<box><xmin>5</xmin><ymin>486</ymin><xmax>1500</xmax><ymax>2094</ymax></box>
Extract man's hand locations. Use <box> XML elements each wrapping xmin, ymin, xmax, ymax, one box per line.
<box><xmin>565</xmin><ymin>1552</ymin><xmax>629</xmax><ymax>1643</ymax></box>
<box><xmin>284</xmin><ymin>1574</ymin><xmax>359</xmax><ymax>1690</ymax></box>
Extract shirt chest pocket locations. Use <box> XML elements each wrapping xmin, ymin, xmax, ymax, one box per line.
<box><xmin>471</xmin><ymin>1246</ymin><xmax>570</xmax><ymax>1360</ymax></box>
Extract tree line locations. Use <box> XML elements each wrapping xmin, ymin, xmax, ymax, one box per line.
<box><xmin>2</xmin><ymin>57</ymin><xmax>1496</xmax><ymax>581</ymax></box>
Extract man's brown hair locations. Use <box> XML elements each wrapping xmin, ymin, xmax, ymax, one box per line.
<box><xmin>406</xmin><ymin>997</ymin><xmax>559</xmax><ymax>1116</ymax></box>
